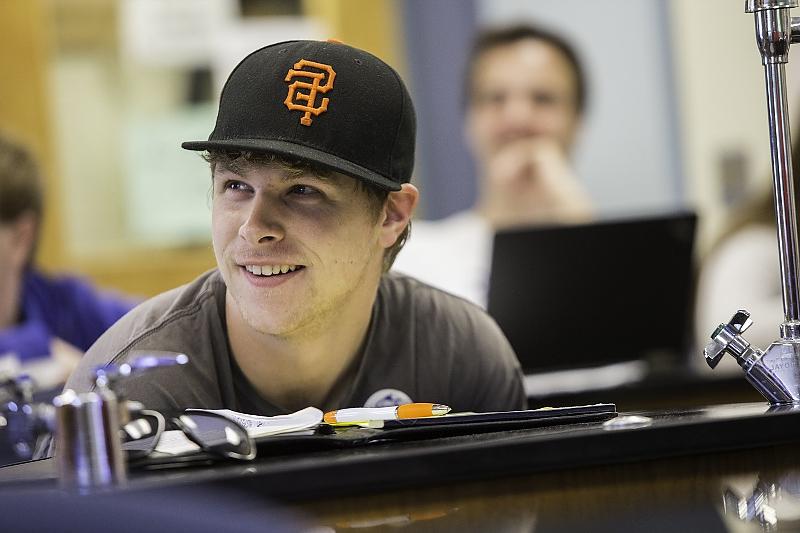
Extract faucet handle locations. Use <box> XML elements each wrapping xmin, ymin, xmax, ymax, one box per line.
<box><xmin>0</xmin><ymin>374</ymin><xmax>35</xmax><ymax>405</ymax></box>
<box><xmin>94</xmin><ymin>352</ymin><xmax>189</xmax><ymax>391</ymax></box>
<box><xmin>728</xmin><ymin>310</ymin><xmax>754</xmax><ymax>333</ymax></box>
<box><xmin>704</xmin><ymin>334</ymin><xmax>727</xmax><ymax>369</ymax></box>
<box><xmin>0</xmin><ymin>375</ymin><xmax>54</xmax><ymax>460</ymax></box>
<box><xmin>704</xmin><ymin>310</ymin><xmax>754</xmax><ymax>368</ymax></box>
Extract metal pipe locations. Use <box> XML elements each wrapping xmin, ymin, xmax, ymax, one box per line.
<box><xmin>705</xmin><ymin>1</ymin><xmax>800</xmax><ymax>404</ymax></box>
<box><xmin>763</xmin><ymin>61</ymin><xmax>800</xmax><ymax>328</ymax></box>
<box><xmin>747</xmin><ymin>2</ymin><xmax>800</xmax><ymax>337</ymax></box>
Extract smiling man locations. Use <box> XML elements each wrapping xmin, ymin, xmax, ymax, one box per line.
<box><xmin>65</xmin><ymin>40</ymin><xmax>525</xmax><ymax>416</ymax></box>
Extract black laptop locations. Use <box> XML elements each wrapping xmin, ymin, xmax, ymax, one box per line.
<box><xmin>487</xmin><ymin>211</ymin><xmax>697</xmax><ymax>376</ymax></box>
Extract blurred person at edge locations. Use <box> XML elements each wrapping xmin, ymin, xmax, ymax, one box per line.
<box><xmin>393</xmin><ymin>24</ymin><xmax>593</xmax><ymax>307</ymax></box>
<box><xmin>0</xmin><ymin>133</ymin><xmax>135</xmax><ymax>389</ymax></box>
<box><xmin>694</xmin><ymin>134</ymin><xmax>800</xmax><ymax>374</ymax></box>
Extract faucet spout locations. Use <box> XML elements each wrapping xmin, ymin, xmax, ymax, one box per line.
<box><xmin>704</xmin><ymin>1</ymin><xmax>800</xmax><ymax>405</ymax></box>
<box><xmin>705</xmin><ymin>310</ymin><xmax>800</xmax><ymax>403</ymax></box>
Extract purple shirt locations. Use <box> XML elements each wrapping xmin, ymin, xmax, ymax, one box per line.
<box><xmin>0</xmin><ymin>270</ymin><xmax>136</xmax><ymax>361</ymax></box>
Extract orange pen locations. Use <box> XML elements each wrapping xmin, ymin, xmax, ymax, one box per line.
<box><xmin>323</xmin><ymin>403</ymin><xmax>451</xmax><ymax>424</ymax></box>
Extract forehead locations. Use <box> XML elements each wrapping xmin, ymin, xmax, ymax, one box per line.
<box><xmin>214</xmin><ymin>158</ymin><xmax>354</xmax><ymax>185</ymax></box>
<box><xmin>471</xmin><ymin>39</ymin><xmax>577</xmax><ymax>94</ymax></box>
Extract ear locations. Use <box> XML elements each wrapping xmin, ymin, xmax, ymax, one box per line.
<box><xmin>8</xmin><ymin>211</ymin><xmax>38</xmax><ymax>268</ymax></box>
<box><xmin>379</xmin><ymin>183</ymin><xmax>419</xmax><ymax>248</ymax></box>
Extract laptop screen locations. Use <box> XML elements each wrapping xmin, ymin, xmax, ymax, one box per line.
<box><xmin>487</xmin><ymin>212</ymin><xmax>697</xmax><ymax>374</ymax></box>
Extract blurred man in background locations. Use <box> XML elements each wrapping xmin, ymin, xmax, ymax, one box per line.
<box><xmin>393</xmin><ymin>24</ymin><xmax>593</xmax><ymax>306</ymax></box>
<box><xmin>0</xmin><ymin>133</ymin><xmax>135</xmax><ymax>389</ymax></box>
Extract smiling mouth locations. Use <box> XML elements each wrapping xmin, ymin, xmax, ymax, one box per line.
<box><xmin>243</xmin><ymin>264</ymin><xmax>305</xmax><ymax>277</ymax></box>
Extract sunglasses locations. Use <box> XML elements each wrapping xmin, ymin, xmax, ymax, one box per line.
<box><xmin>121</xmin><ymin>409</ymin><xmax>165</xmax><ymax>460</ymax></box>
<box><xmin>172</xmin><ymin>411</ymin><xmax>256</xmax><ymax>461</ymax></box>
<box><xmin>122</xmin><ymin>410</ymin><xmax>255</xmax><ymax>462</ymax></box>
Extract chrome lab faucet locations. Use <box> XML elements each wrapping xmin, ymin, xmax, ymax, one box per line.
<box><xmin>704</xmin><ymin>1</ymin><xmax>800</xmax><ymax>403</ymax></box>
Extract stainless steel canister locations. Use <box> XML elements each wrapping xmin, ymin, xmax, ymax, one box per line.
<box><xmin>54</xmin><ymin>388</ymin><xmax>126</xmax><ymax>490</ymax></box>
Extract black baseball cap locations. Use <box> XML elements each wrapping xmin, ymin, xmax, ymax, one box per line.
<box><xmin>182</xmin><ymin>40</ymin><xmax>416</xmax><ymax>191</ymax></box>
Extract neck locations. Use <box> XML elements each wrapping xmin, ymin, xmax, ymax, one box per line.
<box><xmin>473</xmin><ymin>167</ymin><xmax>494</xmax><ymax>220</ymax></box>
<box><xmin>474</xmin><ymin>192</ymin><xmax>495</xmax><ymax>228</ymax></box>
<box><xmin>0</xmin><ymin>270</ymin><xmax>24</xmax><ymax>330</ymax></box>
<box><xmin>226</xmin><ymin>276</ymin><xmax>381</xmax><ymax>413</ymax></box>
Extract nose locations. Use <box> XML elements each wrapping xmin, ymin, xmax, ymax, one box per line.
<box><xmin>500</xmin><ymin>94</ymin><xmax>541</xmax><ymax>137</ymax></box>
<box><xmin>238</xmin><ymin>194</ymin><xmax>285</xmax><ymax>244</ymax></box>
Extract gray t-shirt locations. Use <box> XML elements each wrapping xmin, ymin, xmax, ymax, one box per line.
<box><xmin>66</xmin><ymin>270</ymin><xmax>526</xmax><ymax>416</ymax></box>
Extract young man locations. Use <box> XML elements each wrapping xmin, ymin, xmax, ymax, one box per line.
<box><xmin>393</xmin><ymin>24</ymin><xmax>593</xmax><ymax>306</ymax></box>
<box><xmin>0</xmin><ymin>133</ymin><xmax>135</xmax><ymax>389</ymax></box>
<box><xmin>65</xmin><ymin>40</ymin><xmax>525</xmax><ymax>416</ymax></box>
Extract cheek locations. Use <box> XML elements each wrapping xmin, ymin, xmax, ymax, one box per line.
<box><xmin>0</xmin><ymin>234</ymin><xmax>24</xmax><ymax>272</ymax></box>
<box><xmin>466</xmin><ymin>112</ymin><xmax>494</xmax><ymax>151</ymax></box>
<box><xmin>548</xmin><ymin>111</ymin><xmax>579</xmax><ymax>143</ymax></box>
<box><xmin>325</xmin><ymin>215</ymin><xmax>381</xmax><ymax>264</ymax></box>
<box><xmin>479</xmin><ymin>111</ymin><xmax>515</xmax><ymax>143</ymax></box>
<box><xmin>0</xmin><ymin>251</ymin><xmax>16</xmax><ymax>300</ymax></box>
<box><xmin>211</xmin><ymin>209</ymin><xmax>240</xmax><ymax>258</ymax></box>
<box><xmin>546</xmin><ymin>101</ymin><xmax>577</xmax><ymax>124</ymax></box>
<box><xmin>211</xmin><ymin>203</ymin><xmax>239</xmax><ymax>236</ymax></box>
<box><xmin>0</xmin><ymin>256</ymin><xmax>11</xmax><ymax>278</ymax></box>
<box><xmin>210</xmin><ymin>210</ymin><xmax>223</xmax><ymax>247</ymax></box>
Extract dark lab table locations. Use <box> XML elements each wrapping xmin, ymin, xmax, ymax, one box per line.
<box><xmin>2</xmin><ymin>402</ymin><xmax>800</xmax><ymax>531</ymax></box>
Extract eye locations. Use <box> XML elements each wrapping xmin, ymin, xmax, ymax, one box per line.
<box><xmin>289</xmin><ymin>184</ymin><xmax>321</xmax><ymax>197</ymax></box>
<box><xmin>531</xmin><ymin>91</ymin><xmax>559</xmax><ymax>107</ymax></box>
<box><xmin>221</xmin><ymin>180</ymin><xmax>252</xmax><ymax>193</ymax></box>
<box><xmin>477</xmin><ymin>91</ymin><xmax>506</xmax><ymax>107</ymax></box>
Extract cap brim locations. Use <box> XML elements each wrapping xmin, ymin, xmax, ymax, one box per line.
<box><xmin>182</xmin><ymin>138</ymin><xmax>401</xmax><ymax>192</ymax></box>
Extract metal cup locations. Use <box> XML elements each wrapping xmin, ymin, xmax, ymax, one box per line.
<box><xmin>54</xmin><ymin>388</ymin><xmax>126</xmax><ymax>491</ymax></box>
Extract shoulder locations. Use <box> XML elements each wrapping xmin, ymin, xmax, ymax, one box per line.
<box><xmin>717</xmin><ymin>224</ymin><xmax>775</xmax><ymax>253</ymax></box>
<box><xmin>21</xmin><ymin>269</ymin><xmax>138</xmax><ymax>350</ymax></box>
<box><xmin>65</xmin><ymin>270</ymin><xmax>226</xmax><ymax>391</ymax></box>
<box><xmin>24</xmin><ymin>269</ymin><xmax>135</xmax><ymax>314</ymax></box>
<box><xmin>376</xmin><ymin>272</ymin><xmax>525</xmax><ymax>410</ymax></box>
<box><xmin>113</xmin><ymin>269</ymin><xmax>224</xmax><ymax>339</ymax></box>
<box><xmin>705</xmin><ymin>224</ymin><xmax>778</xmax><ymax>279</ymax></box>
<box><xmin>379</xmin><ymin>271</ymin><xmax>483</xmax><ymax>315</ymax></box>
<box><xmin>24</xmin><ymin>269</ymin><xmax>90</xmax><ymax>303</ymax></box>
<box><xmin>378</xmin><ymin>272</ymin><xmax>511</xmax><ymax>352</ymax></box>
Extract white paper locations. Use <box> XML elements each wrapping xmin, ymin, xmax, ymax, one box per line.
<box><xmin>190</xmin><ymin>406</ymin><xmax>324</xmax><ymax>439</ymax></box>
<box><xmin>153</xmin><ymin>430</ymin><xmax>202</xmax><ymax>455</ymax></box>
<box><xmin>150</xmin><ymin>407</ymin><xmax>322</xmax><ymax>456</ymax></box>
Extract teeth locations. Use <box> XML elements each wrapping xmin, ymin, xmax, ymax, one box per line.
<box><xmin>245</xmin><ymin>264</ymin><xmax>299</xmax><ymax>277</ymax></box>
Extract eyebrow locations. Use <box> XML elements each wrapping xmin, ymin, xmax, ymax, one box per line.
<box><xmin>280</xmin><ymin>173</ymin><xmax>335</xmax><ymax>185</ymax></box>
<box><xmin>213</xmin><ymin>163</ymin><xmax>338</xmax><ymax>184</ymax></box>
<box><xmin>213</xmin><ymin>159</ymin><xmax>246</xmax><ymax>176</ymax></box>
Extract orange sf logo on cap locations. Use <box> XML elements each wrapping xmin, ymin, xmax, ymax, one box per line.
<box><xmin>284</xmin><ymin>59</ymin><xmax>336</xmax><ymax>126</ymax></box>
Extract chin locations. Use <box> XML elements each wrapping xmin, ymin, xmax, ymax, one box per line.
<box><xmin>246</xmin><ymin>320</ymin><xmax>294</xmax><ymax>337</ymax></box>
<box><xmin>239</xmin><ymin>303</ymin><xmax>302</xmax><ymax>337</ymax></box>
